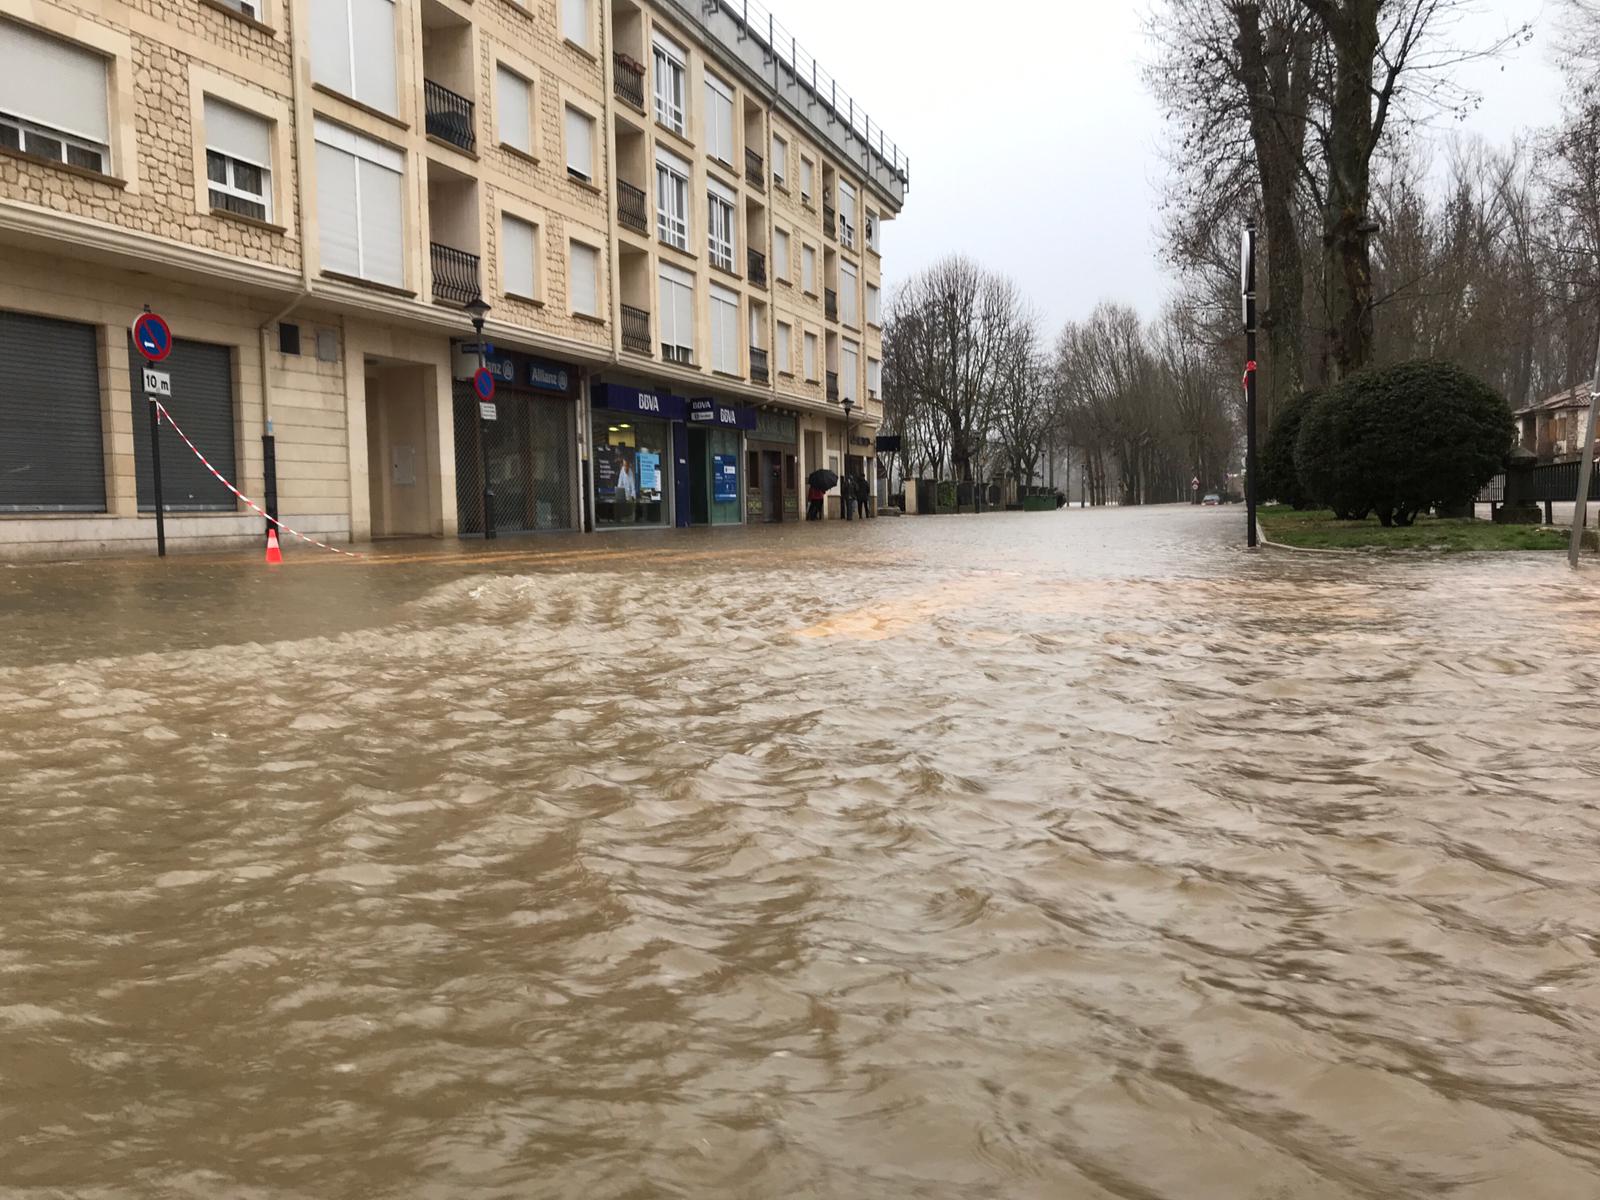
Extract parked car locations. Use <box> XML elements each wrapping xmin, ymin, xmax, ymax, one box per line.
<box><xmin>1202</xmin><ymin>493</ymin><xmax>1221</xmax><ymax>506</ymax></box>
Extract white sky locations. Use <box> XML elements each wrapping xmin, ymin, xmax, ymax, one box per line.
<box><xmin>780</xmin><ymin>0</ymin><xmax>1567</xmax><ymax>332</ymax></box>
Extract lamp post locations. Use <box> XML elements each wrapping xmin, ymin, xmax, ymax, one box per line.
<box><xmin>464</xmin><ymin>295</ymin><xmax>495</xmax><ymax>540</ymax></box>
<box><xmin>1241</xmin><ymin>222</ymin><xmax>1259</xmax><ymax>549</ymax></box>
<box><xmin>841</xmin><ymin>396</ymin><xmax>855</xmax><ymax>521</ymax></box>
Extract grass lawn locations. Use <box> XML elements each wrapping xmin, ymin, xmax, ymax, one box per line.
<box><xmin>1258</xmin><ymin>507</ymin><xmax>1574</xmax><ymax>552</ymax></box>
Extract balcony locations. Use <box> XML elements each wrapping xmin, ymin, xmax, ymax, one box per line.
<box><xmin>747</xmin><ymin>248</ymin><xmax>767</xmax><ymax>288</ymax></box>
<box><xmin>424</xmin><ymin>80</ymin><xmax>475</xmax><ymax>153</ymax></box>
<box><xmin>826</xmin><ymin>371</ymin><xmax>840</xmax><ymax>402</ymax></box>
<box><xmin>823</xmin><ymin>202</ymin><xmax>837</xmax><ymax>240</ymax></box>
<box><xmin>825</xmin><ymin>288</ymin><xmax>838</xmax><ymax>322</ymax></box>
<box><xmin>750</xmin><ymin>346</ymin><xmax>769</xmax><ymax>384</ymax></box>
<box><xmin>613</xmin><ymin>52</ymin><xmax>646</xmax><ymax>111</ymax></box>
<box><xmin>745</xmin><ymin>147</ymin><xmax>765</xmax><ymax>190</ymax></box>
<box><xmin>430</xmin><ymin>242</ymin><xmax>481</xmax><ymax>305</ymax></box>
<box><xmin>618</xmin><ymin>179</ymin><xmax>648</xmax><ymax>235</ymax></box>
<box><xmin>621</xmin><ymin>304</ymin><xmax>651</xmax><ymax>355</ymax></box>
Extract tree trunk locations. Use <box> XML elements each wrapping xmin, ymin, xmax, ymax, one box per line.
<box><xmin>1319</xmin><ymin>0</ymin><xmax>1379</xmax><ymax>381</ymax></box>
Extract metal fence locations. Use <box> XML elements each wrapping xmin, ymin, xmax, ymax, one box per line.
<box><xmin>1478</xmin><ymin>463</ymin><xmax>1600</xmax><ymax>505</ymax></box>
<box><xmin>453</xmin><ymin>384</ymin><xmax>574</xmax><ymax>535</ymax></box>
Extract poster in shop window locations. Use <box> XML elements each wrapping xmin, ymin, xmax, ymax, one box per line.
<box><xmin>637</xmin><ymin>450</ymin><xmax>661</xmax><ymax>498</ymax></box>
<box><xmin>713</xmin><ymin>454</ymin><xmax>738</xmax><ymax>503</ymax></box>
<box><xmin>596</xmin><ymin>446</ymin><xmax>638</xmax><ymax>500</ymax></box>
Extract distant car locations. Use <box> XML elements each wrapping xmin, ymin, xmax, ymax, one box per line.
<box><xmin>1202</xmin><ymin>493</ymin><xmax>1221</xmax><ymax>506</ymax></box>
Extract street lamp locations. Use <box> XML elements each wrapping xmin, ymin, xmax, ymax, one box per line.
<box><xmin>464</xmin><ymin>295</ymin><xmax>495</xmax><ymax>540</ymax></box>
<box><xmin>841</xmin><ymin>396</ymin><xmax>855</xmax><ymax>521</ymax></box>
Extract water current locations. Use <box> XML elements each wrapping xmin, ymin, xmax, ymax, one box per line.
<box><xmin>3</xmin><ymin>506</ymin><xmax>1600</xmax><ymax>1198</ymax></box>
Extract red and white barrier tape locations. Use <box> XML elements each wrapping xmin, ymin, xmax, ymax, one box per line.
<box><xmin>1242</xmin><ymin>359</ymin><xmax>1258</xmax><ymax>392</ymax></box>
<box><xmin>153</xmin><ymin>401</ymin><xmax>362</xmax><ymax>559</ymax></box>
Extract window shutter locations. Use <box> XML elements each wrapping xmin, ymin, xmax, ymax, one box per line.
<box><xmin>561</xmin><ymin>0</ymin><xmax>589</xmax><ymax>47</ymax></box>
<box><xmin>309</xmin><ymin>1</ymin><xmax>353</xmax><ymax>97</ymax></box>
<box><xmin>502</xmin><ymin>215</ymin><xmax>535</xmax><ymax>297</ymax></box>
<box><xmin>657</xmin><ymin>272</ymin><xmax>676</xmax><ymax>349</ymax></box>
<box><xmin>0</xmin><ymin>312</ymin><xmax>105</xmax><ymax>513</ymax></box>
<box><xmin>0</xmin><ymin>19</ymin><xmax>109</xmax><ymax>143</ymax></box>
<box><xmin>773</xmin><ymin>229</ymin><xmax>789</xmax><ymax>277</ymax></box>
<box><xmin>496</xmin><ymin>67</ymin><xmax>531</xmax><ymax>153</ymax></box>
<box><xmin>841</xmin><ymin>264</ymin><xmax>858</xmax><ymax>324</ymax></box>
<box><xmin>771</xmin><ymin>136</ymin><xmax>786</xmax><ymax>179</ymax></box>
<box><xmin>129</xmin><ymin>338</ymin><xmax>236</xmax><ymax>511</ymax></box>
<box><xmin>776</xmin><ymin>323</ymin><xmax>791</xmax><ymax>372</ymax></box>
<box><xmin>204</xmin><ymin>97</ymin><xmax>272</xmax><ymax>166</ymax></box>
<box><xmin>675</xmin><ymin>277</ymin><xmax>695</xmax><ymax>354</ymax></box>
<box><xmin>802</xmin><ymin>246</ymin><xmax>815</xmax><ymax>292</ymax></box>
<box><xmin>351</xmin><ymin>0</ymin><xmax>398</xmax><ymax>115</ymax></box>
<box><xmin>565</xmin><ymin>107</ymin><xmax>593</xmax><ymax>178</ymax></box>
<box><xmin>314</xmin><ymin>140</ymin><xmax>360</xmax><ymax>277</ymax></box>
<box><xmin>570</xmin><ymin>242</ymin><xmax>599</xmax><ymax>315</ymax></box>
<box><xmin>706</xmin><ymin>76</ymin><xmax>733</xmax><ymax>163</ymax></box>
<box><xmin>358</xmin><ymin>157</ymin><xmax>404</xmax><ymax>286</ymax></box>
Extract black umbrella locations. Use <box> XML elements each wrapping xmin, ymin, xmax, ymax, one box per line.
<box><xmin>808</xmin><ymin>469</ymin><xmax>839</xmax><ymax>490</ymax></box>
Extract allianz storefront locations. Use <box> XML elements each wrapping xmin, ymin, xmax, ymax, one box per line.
<box><xmin>589</xmin><ymin>382</ymin><xmax>754</xmax><ymax>529</ymax></box>
<box><xmin>453</xmin><ymin>345</ymin><xmax>580</xmax><ymax>536</ymax></box>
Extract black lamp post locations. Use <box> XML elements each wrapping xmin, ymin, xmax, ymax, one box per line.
<box><xmin>841</xmin><ymin>396</ymin><xmax>855</xmax><ymax>521</ymax></box>
<box><xmin>464</xmin><ymin>295</ymin><xmax>495</xmax><ymax>540</ymax></box>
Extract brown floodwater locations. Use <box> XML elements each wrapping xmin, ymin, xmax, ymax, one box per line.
<box><xmin>3</xmin><ymin>507</ymin><xmax>1600</xmax><ymax>1199</ymax></box>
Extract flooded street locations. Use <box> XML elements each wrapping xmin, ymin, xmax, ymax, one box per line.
<box><xmin>5</xmin><ymin>506</ymin><xmax>1600</xmax><ymax>1199</ymax></box>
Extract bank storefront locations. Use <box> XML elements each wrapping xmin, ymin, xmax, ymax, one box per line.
<box><xmin>453</xmin><ymin>346</ymin><xmax>579</xmax><ymax>536</ymax></box>
<box><xmin>589</xmin><ymin>382</ymin><xmax>755</xmax><ymax>530</ymax></box>
<box><xmin>745</xmin><ymin>408</ymin><xmax>800</xmax><ymax>523</ymax></box>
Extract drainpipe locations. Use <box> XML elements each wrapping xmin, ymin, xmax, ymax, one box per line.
<box><xmin>256</xmin><ymin>0</ymin><xmax>316</xmax><ymax>541</ymax></box>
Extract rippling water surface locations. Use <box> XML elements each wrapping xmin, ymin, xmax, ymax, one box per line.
<box><xmin>4</xmin><ymin>507</ymin><xmax>1600</xmax><ymax>1199</ymax></box>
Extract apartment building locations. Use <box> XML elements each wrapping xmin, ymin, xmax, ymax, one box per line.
<box><xmin>0</xmin><ymin>0</ymin><xmax>907</xmax><ymax>557</ymax></box>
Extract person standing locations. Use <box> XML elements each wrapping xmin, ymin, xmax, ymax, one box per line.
<box><xmin>806</xmin><ymin>482</ymin><xmax>824</xmax><ymax>521</ymax></box>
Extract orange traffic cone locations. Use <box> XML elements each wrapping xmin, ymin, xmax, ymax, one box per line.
<box><xmin>265</xmin><ymin>527</ymin><xmax>283</xmax><ymax>565</ymax></box>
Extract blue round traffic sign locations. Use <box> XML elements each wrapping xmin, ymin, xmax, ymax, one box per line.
<box><xmin>473</xmin><ymin>367</ymin><xmax>496</xmax><ymax>402</ymax></box>
<box><xmin>133</xmin><ymin>312</ymin><xmax>172</xmax><ymax>363</ymax></box>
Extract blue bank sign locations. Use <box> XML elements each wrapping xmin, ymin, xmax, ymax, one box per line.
<box><xmin>688</xmin><ymin>398</ymin><xmax>757</xmax><ymax>430</ymax></box>
<box><xmin>592</xmin><ymin>382</ymin><xmax>687</xmax><ymax>421</ymax></box>
<box><xmin>470</xmin><ymin>346</ymin><xmax>575</xmax><ymax>394</ymax></box>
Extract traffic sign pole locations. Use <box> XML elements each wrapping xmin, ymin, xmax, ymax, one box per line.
<box><xmin>148</xmin><ymin>396</ymin><xmax>166</xmax><ymax>557</ymax></box>
<box><xmin>134</xmin><ymin>309</ymin><xmax>174</xmax><ymax>557</ymax></box>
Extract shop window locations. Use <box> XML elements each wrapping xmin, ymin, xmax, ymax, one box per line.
<box><xmin>592</xmin><ymin>411</ymin><xmax>669</xmax><ymax>527</ymax></box>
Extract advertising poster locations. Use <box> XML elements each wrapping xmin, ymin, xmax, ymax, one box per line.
<box><xmin>637</xmin><ymin>450</ymin><xmax>661</xmax><ymax>498</ymax></box>
<box><xmin>597</xmin><ymin>446</ymin><xmax>638</xmax><ymax>500</ymax></box>
<box><xmin>713</xmin><ymin>454</ymin><xmax>738</xmax><ymax>503</ymax></box>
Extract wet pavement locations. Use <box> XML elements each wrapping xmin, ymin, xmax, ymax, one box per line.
<box><xmin>3</xmin><ymin>506</ymin><xmax>1600</xmax><ymax>1199</ymax></box>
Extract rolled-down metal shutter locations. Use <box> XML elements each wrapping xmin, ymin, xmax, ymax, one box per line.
<box><xmin>0</xmin><ymin>311</ymin><xmax>106</xmax><ymax>512</ymax></box>
<box><xmin>129</xmin><ymin>337</ymin><xmax>237</xmax><ymax>511</ymax></box>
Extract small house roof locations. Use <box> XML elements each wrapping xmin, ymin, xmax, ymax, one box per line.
<box><xmin>1516</xmin><ymin>381</ymin><xmax>1596</xmax><ymax>417</ymax></box>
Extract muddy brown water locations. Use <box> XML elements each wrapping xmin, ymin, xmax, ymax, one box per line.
<box><xmin>3</xmin><ymin>507</ymin><xmax>1600</xmax><ymax>1199</ymax></box>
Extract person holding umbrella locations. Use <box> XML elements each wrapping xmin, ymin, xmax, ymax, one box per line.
<box><xmin>806</xmin><ymin>467</ymin><xmax>837</xmax><ymax>521</ymax></box>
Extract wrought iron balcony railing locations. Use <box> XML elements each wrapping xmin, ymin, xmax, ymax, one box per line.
<box><xmin>745</xmin><ymin>147</ymin><xmax>765</xmax><ymax>190</ymax></box>
<box><xmin>750</xmin><ymin>346</ymin><xmax>770</xmax><ymax>383</ymax></box>
<box><xmin>613</xmin><ymin>53</ymin><xmax>646</xmax><ymax>111</ymax></box>
<box><xmin>621</xmin><ymin>304</ymin><xmax>651</xmax><ymax>355</ymax></box>
<box><xmin>747</xmin><ymin>248</ymin><xmax>767</xmax><ymax>288</ymax></box>
<box><xmin>826</xmin><ymin>370</ymin><xmax>839</xmax><ymax>401</ymax></box>
<box><xmin>617</xmin><ymin>179</ymin><xmax>648</xmax><ymax>235</ymax></box>
<box><xmin>825</xmin><ymin>288</ymin><xmax>838</xmax><ymax>321</ymax></box>
<box><xmin>424</xmin><ymin>80</ymin><xmax>475</xmax><ymax>152</ymax></box>
<box><xmin>823</xmin><ymin>202</ymin><xmax>837</xmax><ymax>240</ymax></box>
<box><xmin>430</xmin><ymin>242</ymin><xmax>481</xmax><ymax>305</ymax></box>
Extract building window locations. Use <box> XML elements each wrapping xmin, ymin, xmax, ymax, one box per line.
<box><xmin>710</xmin><ymin>284</ymin><xmax>739</xmax><ymax>374</ymax></box>
<box><xmin>801</xmin><ymin>244</ymin><xmax>816</xmax><ymax>294</ymax></box>
<box><xmin>658</xmin><ymin>263</ymin><xmax>695</xmax><ymax>363</ymax></box>
<box><xmin>773</xmin><ymin>228</ymin><xmax>791</xmax><ymax>281</ymax></box>
<box><xmin>803</xmin><ymin>332</ymin><xmax>818</xmax><ymax>381</ymax></box>
<box><xmin>0</xmin><ymin>20</ymin><xmax>111</xmax><ymax>175</ymax></box>
<box><xmin>0</xmin><ymin>312</ymin><xmax>106</xmax><ymax>513</ymax></box>
<box><xmin>314</xmin><ymin>117</ymin><xmax>404</xmax><ymax>286</ymax></box>
<box><xmin>310</xmin><ymin>0</ymin><xmax>398</xmax><ymax>116</ymax></box>
<box><xmin>776</xmin><ymin>321</ymin><xmax>792</xmax><ymax>374</ymax></box>
<box><xmin>204</xmin><ymin>97</ymin><xmax>273</xmax><ymax>222</ymax></box>
<box><xmin>868</xmin><ymin>356</ymin><xmax>881</xmax><ymax>398</ymax></box>
<box><xmin>570</xmin><ymin>240</ymin><xmax>600</xmax><ymax>316</ymax></box>
<box><xmin>561</xmin><ymin>0</ymin><xmax>591</xmax><ymax>49</ymax></box>
<box><xmin>841</xmin><ymin>339</ymin><xmax>859</xmax><ymax>402</ymax></box>
<box><xmin>652</xmin><ymin>33</ymin><xmax>686</xmax><ymax>136</ymax></box>
<box><xmin>840</xmin><ymin>261</ymin><xmax>859</xmax><ymax>326</ymax></box>
<box><xmin>212</xmin><ymin>0</ymin><xmax>262</xmax><ymax>18</ymax></box>
<box><xmin>564</xmin><ymin>105</ymin><xmax>595</xmax><ymax>182</ymax></box>
<box><xmin>838</xmin><ymin>179</ymin><xmax>857</xmax><ymax>249</ymax></box>
<box><xmin>867</xmin><ymin>283</ymin><xmax>881</xmax><ymax>326</ymax></box>
<box><xmin>496</xmin><ymin>65</ymin><xmax>534</xmax><ymax>155</ymax></box>
<box><xmin>866</xmin><ymin>209</ymin><xmax>881</xmax><ymax>253</ymax></box>
<box><xmin>704</xmin><ymin>73</ymin><xmax>734</xmax><ymax>165</ymax></box>
<box><xmin>655</xmin><ymin>147</ymin><xmax>690</xmax><ymax>250</ymax></box>
<box><xmin>707</xmin><ymin>179</ymin><xmax>736</xmax><ymax>272</ymax></box>
<box><xmin>771</xmin><ymin>134</ymin><xmax>787</xmax><ymax>184</ymax></box>
<box><xmin>799</xmin><ymin>156</ymin><xmax>814</xmax><ymax>203</ymax></box>
<box><xmin>502</xmin><ymin>213</ymin><xmax>538</xmax><ymax>299</ymax></box>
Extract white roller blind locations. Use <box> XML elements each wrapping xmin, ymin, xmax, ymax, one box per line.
<box><xmin>658</xmin><ymin>267</ymin><xmax>694</xmax><ymax>354</ymax></box>
<box><xmin>804</xmin><ymin>333</ymin><xmax>817</xmax><ymax>378</ymax></box>
<box><xmin>502</xmin><ymin>215</ymin><xmax>535</xmax><ymax>297</ymax></box>
<box><xmin>205</xmin><ymin>97</ymin><xmax>272</xmax><ymax>166</ymax></box>
<box><xmin>565</xmin><ymin>106</ymin><xmax>593</xmax><ymax>179</ymax></box>
<box><xmin>496</xmin><ymin>67</ymin><xmax>531</xmax><ymax>154</ymax></box>
<box><xmin>711</xmin><ymin>286</ymin><xmax>738</xmax><ymax>373</ymax></box>
<box><xmin>841</xmin><ymin>341</ymin><xmax>859</xmax><ymax>400</ymax></box>
<box><xmin>771</xmin><ymin>135</ymin><xmax>786</xmax><ymax>180</ymax></box>
<box><xmin>351</xmin><ymin>0</ymin><xmax>398</xmax><ymax>115</ymax></box>
<box><xmin>801</xmin><ymin>245</ymin><xmax>815</xmax><ymax>292</ymax></box>
<box><xmin>840</xmin><ymin>262</ymin><xmax>858</xmax><ymax>325</ymax></box>
<box><xmin>707</xmin><ymin>175</ymin><xmax>735</xmax><ymax>206</ymax></box>
<box><xmin>570</xmin><ymin>242</ymin><xmax>599</xmax><ymax>315</ymax></box>
<box><xmin>309</xmin><ymin>1</ymin><xmax>353</xmax><ymax>97</ymax></box>
<box><xmin>561</xmin><ymin>0</ymin><xmax>589</xmax><ymax>47</ymax></box>
<box><xmin>705</xmin><ymin>75</ymin><xmax>733</xmax><ymax>164</ymax></box>
<box><xmin>773</xmin><ymin>228</ymin><xmax>790</xmax><ymax>278</ymax></box>
<box><xmin>359</xmin><ymin>158</ymin><xmax>404</xmax><ymax>286</ymax></box>
<box><xmin>674</xmin><ymin>275</ymin><xmax>695</xmax><ymax>352</ymax></box>
<box><xmin>800</xmin><ymin>158</ymin><xmax>813</xmax><ymax>197</ymax></box>
<box><xmin>0</xmin><ymin>20</ymin><xmax>109</xmax><ymax>143</ymax></box>
<box><xmin>776</xmin><ymin>323</ymin><xmax>791</xmax><ymax>372</ymax></box>
<box><xmin>314</xmin><ymin>141</ymin><xmax>360</xmax><ymax>277</ymax></box>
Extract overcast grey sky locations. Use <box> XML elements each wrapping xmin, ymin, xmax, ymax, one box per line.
<box><xmin>781</xmin><ymin>0</ymin><xmax>1566</xmax><ymax>333</ymax></box>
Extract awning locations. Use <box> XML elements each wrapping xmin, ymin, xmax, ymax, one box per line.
<box><xmin>592</xmin><ymin>382</ymin><xmax>687</xmax><ymax>421</ymax></box>
<box><xmin>688</xmin><ymin>397</ymin><xmax>757</xmax><ymax>430</ymax></box>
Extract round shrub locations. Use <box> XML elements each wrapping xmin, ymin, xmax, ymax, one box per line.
<box><xmin>1295</xmin><ymin>360</ymin><xmax>1512</xmax><ymax>526</ymax></box>
<box><xmin>1261</xmin><ymin>390</ymin><xmax>1318</xmax><ymax>508</ymax></box>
